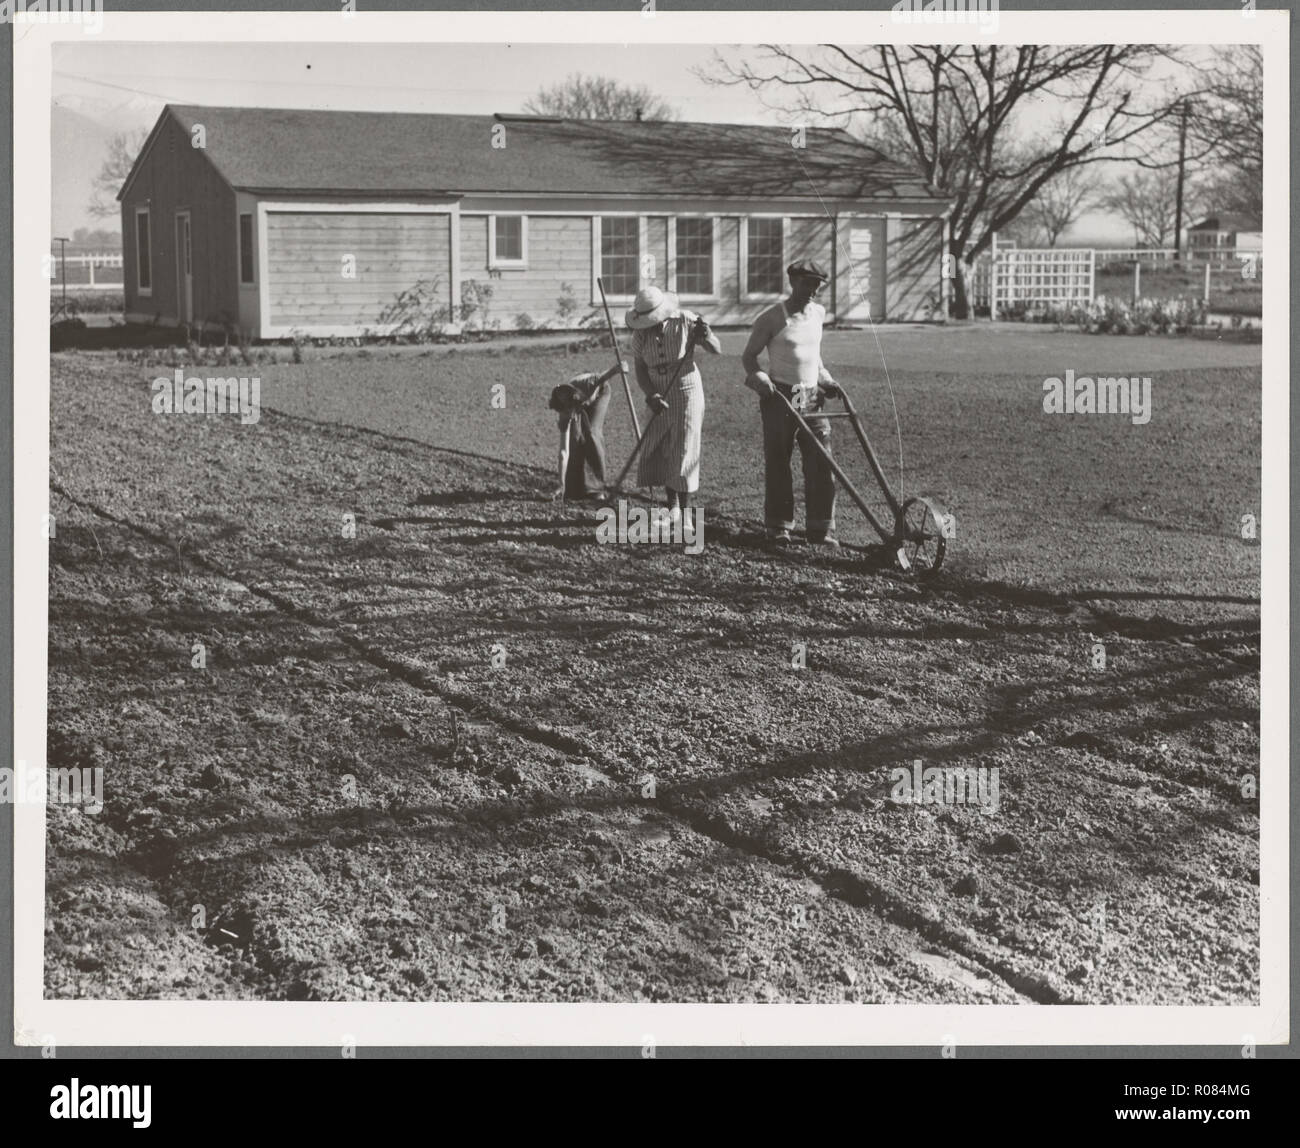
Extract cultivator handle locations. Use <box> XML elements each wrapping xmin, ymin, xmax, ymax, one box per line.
<box><xmin>770</xmin><ymin>386</ymin><xmax>949</xmax><ymax>578</ymax></box>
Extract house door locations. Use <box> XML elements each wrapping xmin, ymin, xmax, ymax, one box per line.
<box><xmin>837</xmin><ymin>216</ymin><xmax>885</xmax><ymax>322</ymax></box>
<box><xmin>175</xmin><ymin>211</ymin><xmax>193</xmax><ymax>325</ymax></box>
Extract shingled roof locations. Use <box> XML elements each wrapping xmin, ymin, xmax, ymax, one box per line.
<box><xmin>126</xmin><ymin>104</ymin><xmax>945</xmax><ymax>203</ymax></box>
<box><xmin>1188</xmin><ymin>213</ymin><xmax>1262</xmax><ymax>233</ymax></box>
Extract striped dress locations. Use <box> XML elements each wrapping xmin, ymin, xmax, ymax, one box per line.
<box><xmin>631</xmin><ymin>310</ymin><xmax>705</xmax><ymax>493</ymax></box>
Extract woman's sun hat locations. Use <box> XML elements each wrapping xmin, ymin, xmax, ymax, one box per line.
<box><xmin>625</xmin><ymin>285</ymin><xmax>680</xmax><ymax>330</ymax></box>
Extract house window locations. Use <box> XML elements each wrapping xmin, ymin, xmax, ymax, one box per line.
<box><xmin>600</xmin><ymin>216</ymin><xmax>640</xmax><ymax>296</ymax></box>
<box><xmin>675</xmin><ymin>217</ymin><xmax>714</xmax><ymax>297</ymax></box>
<box><xmin>489</xmin><ymin>215</ymin><xmax>527</xmax><ymax>268</ymax></box>
<box><xmin>239</xmin><ymin>213</ymin><xmax>255</xmax><ymax>284</ymax></box>
<box><xmin>135</xmin><ymin>208</ymin><xmax>152</xmax><ymax>293</ymax></box>
<box><xmin>746</xmin><ymin>217</ymin><xmax>785</xmax><ymax>295</ymax></box>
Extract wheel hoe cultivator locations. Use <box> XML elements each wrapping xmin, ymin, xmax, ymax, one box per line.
<box><xmin>774</xmin><ymin>387</ymin><xmax>950</xmax><ymax>578</ymax></box>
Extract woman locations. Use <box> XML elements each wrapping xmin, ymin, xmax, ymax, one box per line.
<box><xmin>625</xmin><ymin>285</ymin><xmax>721</xmax><ymax>521</ymax></box>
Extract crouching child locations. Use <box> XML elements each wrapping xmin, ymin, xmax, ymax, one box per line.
<box><xmin>549</xmin><ymin>361</ymin><xmax>627</xmax><ymax>502</ymax></box>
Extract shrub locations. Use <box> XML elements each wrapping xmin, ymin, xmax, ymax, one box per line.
<box><xmin>376</xmin><ymin>277</ymin><xmax>446</xmax><ymax>340</ymax></box>
<box><xmin>460</xmin><ymin>279</ymin><xmax>495</xmax><ymax>330</ymax></box>
<box><xmin>555</xmin><ymin>282</ymin><xmax>580</xmax><ymax>327</ymax></box>
<box><xmin>1027</xmin><ymin>292</ymin><xmax>1208</xmax><ymax>336</ymax></box>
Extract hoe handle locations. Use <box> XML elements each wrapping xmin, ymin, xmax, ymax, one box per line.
<box><xmin>597</xmin><ymin>277</ymin><xmax>641</xmax><ymax>440</ymax></box>
<box><xmin>836</xmin><ymin>388</ymin><xmax>903</xmax><ymax>520</ymax></box>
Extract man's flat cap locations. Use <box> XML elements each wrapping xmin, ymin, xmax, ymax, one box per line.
<box><xmin>787</xmin><ymin>259</ymin><xmax>830</xmax><ymax>282</ymax></box>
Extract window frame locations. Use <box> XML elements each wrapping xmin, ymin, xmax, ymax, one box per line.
<box><xmin>667</xmin><ymin>215</ymin><xmax>721</xmax><ymax>302</ymax></box>
<box><xmin>488</xmin><ymin>214</ymin><xmax>529</xmax><ymax>270</ymax></box>
<box><xmin>238</xmin><ymin>211</ymin><xmax>256</xmax><ymax>285</ymax></box>
<box><xmin>134</xmin><ymin>207</ymin><xmax>152</xmax><ymax>296</ymax></box>
<box><xmin>592</xmin><ymin>214</ymin><xmax>645</xmax><ymax>303</ymax></box>
<box><xmin>740</xmin><ymin>215</ymin><xmax>790</xmax><ymax>301</ymax></box>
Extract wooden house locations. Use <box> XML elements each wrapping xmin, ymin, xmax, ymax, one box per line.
<box><xmin>119</xmin><ymin>104</ymin><xmax>953</xmax><ymax>337</ymax></box>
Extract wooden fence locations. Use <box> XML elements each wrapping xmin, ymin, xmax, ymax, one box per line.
<box><xmin>48</xmin><ymin>252</ymin><xmax>124</xmax><ymax>290</ymax></box>
<box><xmin>1095</xmin><ymin>247</ymin><xmax>1264</xmax><ymax>271</ymax></box>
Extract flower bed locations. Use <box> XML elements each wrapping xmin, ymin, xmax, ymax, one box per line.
<box><xmin>999</xmin><ymin>294</ymin><xmax>1213</xmax><ymax>335</ymax></box>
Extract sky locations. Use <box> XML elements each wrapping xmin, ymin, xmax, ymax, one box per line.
<box><xmin>52</xmin><ymin>41</ymin><xmax>1205</xmax><ymax>241</ymax></box>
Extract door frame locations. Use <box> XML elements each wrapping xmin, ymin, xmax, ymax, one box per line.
<box><xmin>835</xmin><ymin>213</ymin><xmax>885</xmax><ymax>323</ymax></box>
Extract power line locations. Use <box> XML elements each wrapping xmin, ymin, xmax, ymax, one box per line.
<box><xmin>52</xmin><ymin>69</ymin><xmax>541</xmax><ymax>103</ymax></box>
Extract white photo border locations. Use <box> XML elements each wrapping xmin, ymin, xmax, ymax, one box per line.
<box><xmin>14</xmin><ymin>6</ymin><xmax>1289</xmax><ymax>1048</ymax></box>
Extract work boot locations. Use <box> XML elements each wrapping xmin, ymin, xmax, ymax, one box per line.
<box><xmin>766</xmin><ymin>527</ymin><xmax>792</xmax><ymax>546</ymax></box>
<box><xmin>808</xmin><ymin>530</ymin><xmax>840</xmax><ymax>549</ymax></box>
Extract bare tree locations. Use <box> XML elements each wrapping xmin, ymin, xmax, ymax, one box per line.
<box><xmin>1018</xmin><ymin>166</ymin><xmax>1102</xmax><ymax>246</ymax></box>
<box><xmin>524</xmin><ymin>73</ymin><xmax>676</xmax><ymax>121</ymax></box>
<box><xmin>706</xmin><ymin>45</ymin><xmax>1202</xmax><ymax>315</ymax></box>
<box><xmin>1102</xmin><ymin>168</ymin><xmax>1198</xmax><ymax>247</ymax></box>
<box><xmin>89</xmin><ymin>128</ymin><xmax>150</xmax><ymax>220</ymax></box>
<box><xmin>1187</xmin><ymin>45</ymin><xmax>1262</xmax><ymax>221</ymax></box>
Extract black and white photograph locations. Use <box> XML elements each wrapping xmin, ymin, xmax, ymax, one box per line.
<box><xmin>10</xmin><ymin>4</ymin><xmax>1288</xmax><ymax>1056</ymax></box>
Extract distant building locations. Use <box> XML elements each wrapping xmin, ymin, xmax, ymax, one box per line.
<box><xmin>117</xmin><ymin>104</ymin><xmax>953</xmax><ymax>337</ymax></box>
<box><xmin>1186</xmin><ymin>214</ymin><xmax>1263</xmax><ymax>261</ymax></box>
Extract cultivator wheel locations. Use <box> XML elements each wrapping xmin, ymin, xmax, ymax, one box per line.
<box><xmin>893</xmin><ymin>496</ymin><xmax>948</xmax><ymax>579</ymax></box>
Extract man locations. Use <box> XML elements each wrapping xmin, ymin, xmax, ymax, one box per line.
<box><xmin>548</xmin><ymin>360</ymin><xmax>627</xmax><ymax>501</ymax></box>
<box><xmin>741</xmin><ymin>259</ymin><xmax>842</xmax><ymax>546</ymax></box>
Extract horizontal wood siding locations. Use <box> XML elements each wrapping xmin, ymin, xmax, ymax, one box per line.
<box><xmin>120</xmin><ymin>113</ymin><xmax>239</xmax><ymax>329</ymax></box>
<box><xmin>787</xmin><ymin>217</ymin><xmax>834</xmax><ymax>269</ymax></box>
<box><xmin>461</xmin><ymin>215</ymin><xmax>592</xmax><ymax>329</ymax></box>
<box><xmin>452</xmin><ymin>208</ymin><xmax>928</xmax><ymax>330</ymax></box>
<box><xmin>885</xmin><ymin>216</ymin><xmax>944</xmax><ymax>321</ymax></box>
<box><xmin>716</xmin><ymin>216</ymin><xmax>740</xmax><ymax>306</ymax></box>
<box><xmin>267</xmin><ymin>212</ymin><xmax>450</xmax><ymax>328</ymax></box>
<box><xmin>645</xmin><ymin>217</ymin><xmax>668</xmax><ymax>289</ymax></box>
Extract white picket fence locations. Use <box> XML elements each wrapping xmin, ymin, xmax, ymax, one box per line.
<box><xmin>1095</xmin><ymin>247</ymin><xmax>1264</xmax><ymax>271</ymax></box>
<box><xmin>1100</xmin><ymin>248</ymin><xmax>1179</xmax><ymax>266</ymax></box>
<box><xmin>968</xmin><ymin>247</ymin><xmax>1095</xmax><ymax>314</ymax></box>
<box><xmin>48</xmin><ymin>252</ymin><xmax>124</xmax><ymax>290</ymax></box>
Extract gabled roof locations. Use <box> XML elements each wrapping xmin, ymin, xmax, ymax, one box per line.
<box><xmin>1189</xmin><ymin>213</ymin><xmax>1262</xmax><ymax>233</ymax></box>
<box><xmin>122</xmin><ymin>104</ymin><xmax>946</xmax><ymax>203</ymax></box>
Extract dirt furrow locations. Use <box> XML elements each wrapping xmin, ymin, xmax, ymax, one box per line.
<box><xmin>50</xmin><ymin>481</ymin><xmax>1039</xmax><ymax>1003</ymax></box>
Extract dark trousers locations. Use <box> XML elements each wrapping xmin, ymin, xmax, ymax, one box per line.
<box><xmin>564</xmin><ymin>382</ymin><xmax>611</xmax><ymax>497</ymax></box>
<box><xmin>760</xmin><ymin>387</ymin><xmax>836</xmax><ymax>535</ymax></box>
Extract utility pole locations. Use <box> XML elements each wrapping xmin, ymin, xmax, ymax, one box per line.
<box><xmin>1173</xmin><ymin>99</ymin><xmax>1190</xmax><ymax>265</ymax></box>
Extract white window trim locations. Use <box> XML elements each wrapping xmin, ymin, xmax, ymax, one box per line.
<box><xmin>667</xmin><ymin>215</ymin><xmax>721</xmax><ymax>303</ymax></box>
<box><xmin>591</xmin><ymin>213</ymin><xmax>645</xmax><ymax>305</ymax></box>
<box><xmin>238</xmin><ymin>211</ymin><xmax>256</xmax><ymax>286</ymax></box>
<box><xmin>488</xmin><ymin>214</ymin><xmax>528</xmax><ymax>270</ymax></box>
<box><xmin>135</xmin><ymin>207</ymin><xmax>152</xmax><ymax>296</ymax></box>
<box><xmin>739</xmin><ymin>215</ymin><xmax>790</xmax><ymax>302</ymax></box>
